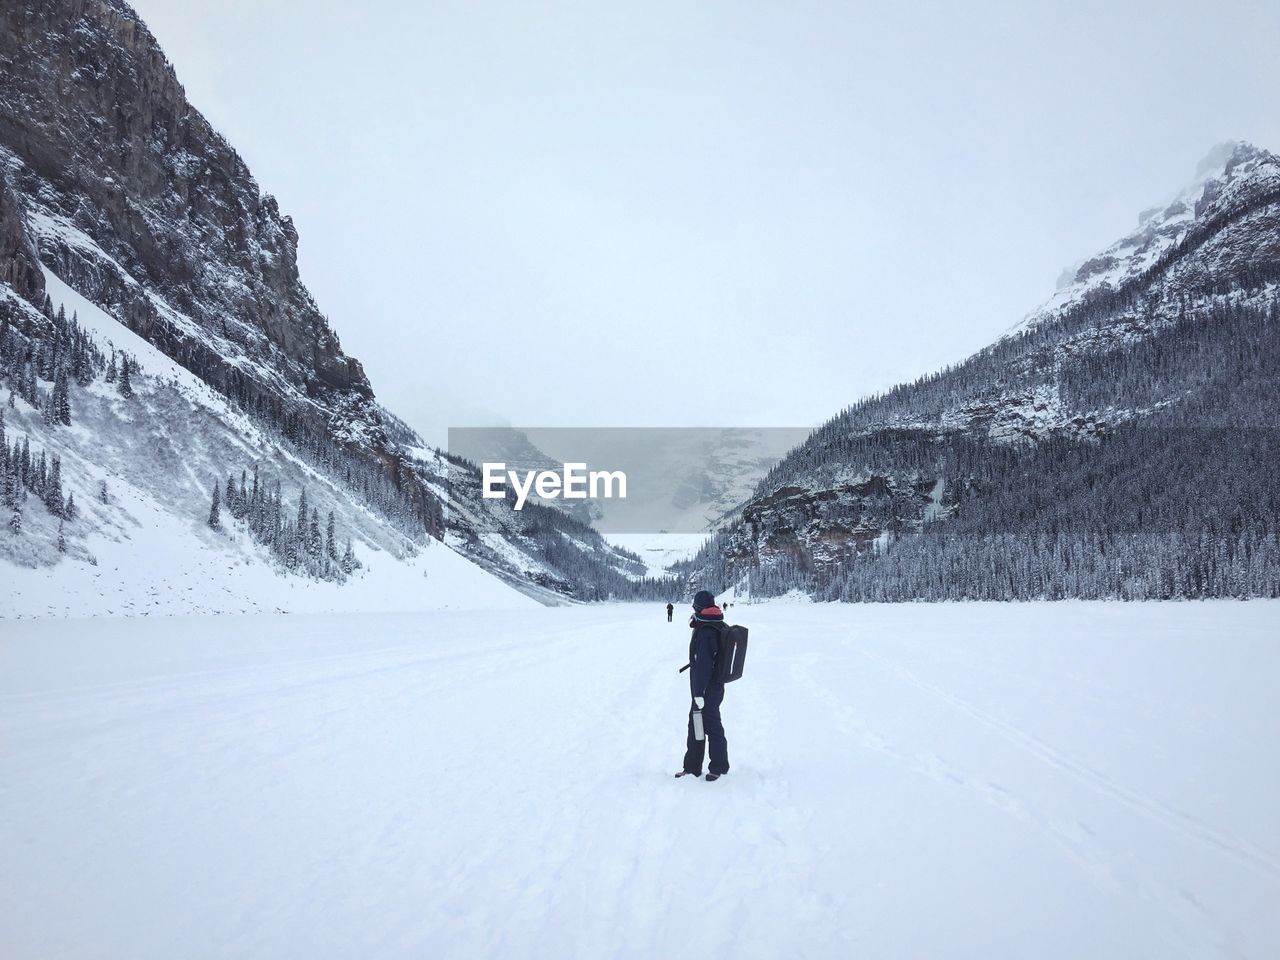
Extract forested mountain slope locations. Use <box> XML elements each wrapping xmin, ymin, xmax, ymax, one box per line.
<box><xmin>685</xmin><ymin>142</ymin><xmax>1280</xmax><ymax>600</ymax></box>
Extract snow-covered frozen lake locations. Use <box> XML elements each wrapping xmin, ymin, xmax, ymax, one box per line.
<box><xmin>2</xmin><ymin>602</ymin><xmax>1277</xmax><ymax>959</ymax></box>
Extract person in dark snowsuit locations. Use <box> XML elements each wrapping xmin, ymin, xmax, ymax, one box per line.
<box><xmin>666</xmin><ymin>602</ymin><xmax>674</xmax><ymax>622</ymax></box>
<box><xmin>675</xmin><ymin>589</ymin><xmax>730</xmax><ymax>780</ymax></box>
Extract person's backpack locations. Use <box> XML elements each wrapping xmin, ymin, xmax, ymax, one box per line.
<box><xmin>712</xmin><ymin>622</ymin><xmax>749</xmax><ymax>683</ymax></box>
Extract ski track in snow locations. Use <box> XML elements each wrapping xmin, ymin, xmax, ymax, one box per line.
<box><xmin>847</xmin><ymin>641</ymin><xmax>1280</xmax><ymax>882</ymax></box>
<box><xmin>1</xmin><ymin>602</ymin><xmax>1277</xmax><ymax>959</ymax></box>
<box><xmin>792</xmin><ymin>648</ymin><xmax>1248</xmax><ymax>959</ymax></box>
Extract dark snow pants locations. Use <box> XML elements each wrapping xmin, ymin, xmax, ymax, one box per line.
<box><xmin>682</xmin><ymin>681</ymin><xmax>729</xmax><ymax>776</ymax></box>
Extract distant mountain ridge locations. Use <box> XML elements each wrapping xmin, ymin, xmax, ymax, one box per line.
<box><xmin>449</xmin><ymin>426</ymin><xmax>803</xmax><ymax>534</ymax></box>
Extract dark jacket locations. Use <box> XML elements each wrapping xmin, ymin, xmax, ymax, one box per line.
<box><xmin>688</xmin><ymin>605</ymin><xmax>724</xmax><ymax>697</ymax></box>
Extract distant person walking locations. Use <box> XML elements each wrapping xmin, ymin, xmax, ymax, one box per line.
<box><xmin>675</xmin><ymin>590</ymin><xmax>730</xmax><ymax>781</ymax></box>
<box><xmin>666</xmin><ymin>602</ymin><xmax>674</xmax><ymax>622</ymax></box>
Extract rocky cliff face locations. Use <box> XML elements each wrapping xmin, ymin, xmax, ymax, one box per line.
<box><xmin>0</xmin><ymin>172</ymin><xmax>44</xmax><ymax>304</ymax></box>
<box><xmin>0</xmin><ymin>0</ymin><xmax>440</xmax><ymax>535</ymax></box>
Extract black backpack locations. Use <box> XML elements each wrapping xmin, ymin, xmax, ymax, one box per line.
<box><xmin>712</xmin><ymin>622</ymin><xmax>749</xmax><ymax>683</ymax></box>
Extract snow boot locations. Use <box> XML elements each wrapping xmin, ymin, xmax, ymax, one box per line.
<box><xmin>704</xmin><ymin>773</ymin><xmax>722</xmax><ymax>781</ymax></box>
<box><xmin>674</xmin><ymin>770</ymin><xmax>700</xmax><ymax>778</ymax></box>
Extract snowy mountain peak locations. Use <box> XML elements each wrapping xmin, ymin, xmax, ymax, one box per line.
<box><xmin>1193</xmin><ymin>139</ymin><xmax>1266</xmax><ymax>183</ymax></box>
<box><xmin>1016</xmin><ymin>140</ymin><xmax>1280</xmax><ymax>333</ymax></box>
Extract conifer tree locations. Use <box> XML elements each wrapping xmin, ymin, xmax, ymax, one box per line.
<box><xmin>1</xmin><ymin>460</ymin><xmax>13</xmax><ymax>510</ymax></box>
<box><xmin>309</xmin><ymin>508</ymin><xmax>321</xmax><ymax>558</ymax></box>
<box><xmin>117</xmin><ymin>354</ymin><xmax>133</xmax><ymax>398</ymax></box>
<box><xmin>208</xmin><ymin>482</ymin><xmax>221</xmax><ymax>530</ymax></box>
<box><xmin>45</xmin><ymin>455</ymin><xmax>62</xmax><ymax>515</ymax></box>
<box><xmin>53</xmin><ymin>366</ymin><xmax>71</xmax><ymax>425</ymax></box>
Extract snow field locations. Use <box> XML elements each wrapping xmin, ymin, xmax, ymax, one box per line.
<box><xmin>0</xmin><ymin>459</ymin><xmax>536</xmax><ymax>618</ymax></box>
<box><xmin>1</xmin><ymin>602</ymin><xmax>1277</xmax><ymax>959</ymax></box>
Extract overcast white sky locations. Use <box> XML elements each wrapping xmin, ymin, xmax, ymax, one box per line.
<box><xmin>131</xmin><ymin>0</ymin><xmax>1279</xmax><ymax>439</ymax></box>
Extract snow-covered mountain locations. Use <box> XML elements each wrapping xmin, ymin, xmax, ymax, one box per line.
<box><xmin>0</xmin><ymin>0</ymin><xmax>652</xmax><ymax>613</ymax></box>
<box><xmin>691</xmin><ymin>142</ymin><xmax>1280</xmax><ymax>600</ymax></box>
